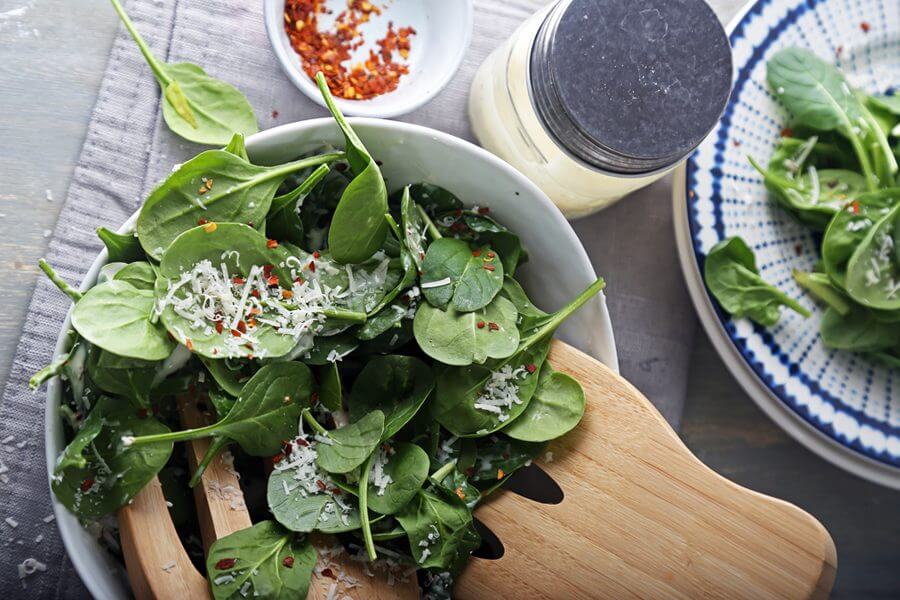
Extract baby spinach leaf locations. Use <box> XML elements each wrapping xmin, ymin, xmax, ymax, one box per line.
<box><xmin>704</xmin><ymin>236</ymin><xmax>810</xmax><ymax>326</ymax></box>
<box><xmin>366</xmin><ymin>443</ymin><xmax>429</xmax><ymax>515</ymax></box>
<box><xmin>156</xmin><ymin>223</ymin><xmax>297</xmax><ymax>360</ymax></box>
<box><xmin>302</xmin><ymin>331</ymin><xmax>359</xmax><ymax>365</ymax></box>
<box><xmin>356</xmin><ymin>295</ymin><xmax>413</xmax><ymax>341</ymax></box>
<box><xmin>127</xmin><ymin>362</ymin><xmax>313</xmax><ymax>457</ymax></box>
<box><xmin>109</xmin><ymin>0</ymin><xmax>259</xmax><ymax>147</ymax></box>
<box><xmin>206</xmin><ymin>521</ymin><xmax>316</xmax><ymax>600</ymax></box>
<box><xmin>503</xmin><ymin>365</ymin><xmax>585</xmax><ymax>442</ymax></box>
<box><xmin>318</xmin><ymin>362</ymin><xmax>343</xmax><ymax>412</ymax></box>
<box><xmin>421</xmin><ymin>238</ymin><xmax>504</xmax><ymax>312</ymax></box>
<box><xmin>396</xmin><ymin>489</ymin><xmax>480</xmax><ymax>570</ymax></box>
<box><xmin>432</xmin><ymin>340</ymin><xmax>550</xmax><ymax>437</ymax></box>
<box><xmin>223</xmin><ymin>132</ymin><xmax>249</xmax><ymax>161</ymax></box>
<box><xmin>820</xmin><ymin>304</ymin><xmax>900</xmax><ymax>351</ymax></box>
<box><xmin>315</xmin><ymin>73</ymin><xmax>388</xmax><ymax>264</ymax></box>
<box><xmin>87</xmin><ymin>346</ymin><xmax>158</xmax><ymax>408</ymax></box>
<box><xmin>52</xmin><ymin>396</ymin><xmax>173</xmax><ymax>520</ymax></box>
<box><xmin>267</xmin><ymin>164</ymin><xmax>331</xmax><ymax>246</ymax></box>
<box><xmin>72</xmin><ymin>280</ymin><xmax>175</xmax><ymax>361</ymax></box>
<box><xmin>406</xmin><ymin>183</ymin><xmax>463</xmax><ymax>214</ymax></box>
<box><xmin>348</xmin><ymin>355</ymin><xmax>434</xmax><ymax>440</ymax></box>
<box><xmin>401</xmin><ymin>187</ymin><xmax>427</xmax><ymax>270</ymax></box>
<box><xmin>413</xmin><ymin>296</ymin><xmax>519</xmax><ymax>366</ymax></box>
<box><xmin>499</xmin><ymin>277</ymin><xmax>546</xmax><ymax>318</ymax></box>
<box><xmin>267</xmin><ymin>470</ymin><xmax>329</xmax><ymax>533</ymax></box>
<box><xmin>469</xmin><ymin>436</ymin><xmax>546</xmax><ymax>491</ymax></box>
<box><xmin>200</xmin><ymin>356</ymin><xmax>256</xmax><ymax>398</ymax></box>
<box><xmin>845</xmin><ymin>201</ymin><xmax>900</xmax><ymax>310</ymax></box>
<box><xmin>822</xmin><ymin>190</ymin><xmax>897</xmax><ymax>288</ymax></box>
<box><xmin>433</xmin><ymin>467</ymin><xmax>481</xmax><ymax>510</ymax></box>
<box><xmin>311</xmin><ymin>410</ymin><xmax>385</xmax><ymax>474</ymax></box>
<box><xmin>97</xmin><ymin>227</ymin><xmax>145</xmax><ymax>263</ymax></box>
<box><xmin>137</xmin><ymin>150</ymin><xmax>341</xmax><ymax>259</ymax></box>
<box><xmin>871</xmin><ymin>94</ymin><xmax>900</xmax><ymax>116</ymax></box>
<box><xmin>439</xmin><ymin>211</ymin><xmax>525</xmax><ymax>275</ymax></box>
<box><xmin>112</xmin><ymin>261</ymin><xmax>157</xmax><ymax>290</ymax></box>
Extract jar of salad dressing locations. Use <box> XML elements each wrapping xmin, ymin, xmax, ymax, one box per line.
<box><xmin>469</xmin><ymin>0</ymin><xmax>732</xmax><ymax>217</ymax></box>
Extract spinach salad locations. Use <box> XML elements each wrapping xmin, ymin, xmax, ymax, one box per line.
<box><xmin>705</xmin><ymin>47</ymin><xmax>900</xmax><ymax>367</ymax></box>
<box><xmin>34</xmin><ymin>72</ymin><xmax>603</xmax><ymax>598</ymax></box>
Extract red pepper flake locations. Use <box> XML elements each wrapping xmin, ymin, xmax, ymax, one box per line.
<box><xmin>455</xmin><ymin>487</ymin><xmax>466</xmax><ymax>500</ymax></box>
<box><xmin>186</xmin><ymin>339</ymin><xmax>194</xmax><ymax>351</ymax></box>
<box><xmin>310</xmin><ymin>392</ymin><xmax>319</xmax><ymax>405</ymax></box>
<box><xmin>215</xmin><ymin>558</ymin><xmax>236</xmax><ymax>570</ymax></box>
<box><xmin>836</xmin><ymin>46</ymin><xmax>843</xmax><ymax>57</ymax></box>
<box><xmin>137</xmin><ymin>408</ymin><xmax>148</xmax><ymax>419</ymax></box>
<box><xmin>231</xmin><ymin>329</ymin><xmax>242</xmax><ymax>337</ymax></box>
<box><xmin>233</xmin><ymin>276</ymin><xmax>246</xmax><ymax>285</ymax></box>
<box><xmin>308</xmin><ymin>261</ymin><xmax>316</xmax><ymax>272</ymax></box>
<box><xmin>732</xmin><ymin>140</ymin><xmax>742</xmax><ymax>147</ymax></box>
<box><xmin>267</xmin><ymin>275</ymin><xmax>280</xmax><ymax>286</ymax></box>
<box><xmin>251</xmin><ymin>289</ymin><xmax>260</xmax><ymax>298</ymax></box>
<box><xmin>296</xmin><ymin>437</ymin><xmax>310</xmax><ymax>447</ymax></box>
<box><xmin>483</xmin><ymin>264</ymin><xmax>495</xmax><ymax>272</ymax></box>
<box><xmin>478</xmin><ymin>207</ymin><xmax>490</xmax><ymax>215</ymax></box>
<box><xmin>780</xmin><ymin>127</ymin><xmax>793</xmax><ymax>138</ymax></box>
<box><xmin>497</xmin><ymin>468</ymin><xmax>505</xmax><ymax>480</ymax></box>
<box><xmin>321</xmin><ymin>568</ymin><xmax>336</xmax><ymax>579</ymax></box>
<box><xmin>860</xmin><ymin>21</ymin><xmax>870</xmax><ymax>32</ymax></box>
<box><xmin>794</xmin><ymin>243</ymin><xmax>803</xmax><ymax>256</ymax></box>
<box><xmin>237</xmin><ymin>320</ymin><xmax>247</xmax><ymax>333</ymax></box>
<box><xmin>332</xmin><ymin>488</ymin><xmax>342</xmax><ymax>496</ymax></box>
<box><xmin>263</xmin><ymin>264</ymin><xmax>274</xmax><ymax>276</ymax></box>
<box><xmin>294</xmin><ymin>276</ymin><xmax>304</xmax><ymax>285</ymax></box>
<box><xmin>273</xmin><ymin>454</ymin><xmax>284</xmax><ymax>464</ymax></box>
<box><xmin>80</xmin><ymin>478</ymin><xmax>94</xmax><ymax>492</ymax></box>
<box><xmin>272</xmin><ymin>110</ymin><xmax>280</xmax><ymax>119</ymax></box>
<box><xmin>852</xmin><ymin>200</ymin><xmax>860</xmax><ymax>215</ymax></box>
<box><xmin>471</xmin><ymin>249</ymin><xmax>482</xmax><ymax>257</ymax></box>
<box><xmin>476</xmin><ymin>321</ymin><xmax>486</xmax><ymax>329</ymax></box>
<box><xmin>282</xmin><ymin>290</ymin><xmax>294</xmax><ymax>300</ymax></box>
<box><xmin>316</xmin><ymin>479</ymin><xmax>327</xmax><ymax>491</ymax></box>
<box><xmin>312</xmin><ymin>250</ymin><xmax>321</xmax><ymax>259</ymax></box>
<box><xmin>282</xmin><ymin>556</ymin><xmax>294</xmax><ymax>568</ymax></box>
<box><xmin>487</xmin><ymin>251</ymin><xmax>495</xmax><ymax>259</ymax></box>
<box><xmin>454</xmin><ymin>208</ymin><xmax>463</xmax><ymax>217</ymax></box>
<box><xmin>525</xmin><ymin>363</ymin><xmax>537</xmax><ymax>374</ymax></box>
<box><xmin>283</xmin><ymin>0</ymin><xmax>416</xmax><ymax>100</ymax></box>
<box><xmin>488</xmin><ymin>322</ymin><xmax>499</xmax><ymax>331</ymax></box>
<box><xmin>335</xmin><ymin>163</ymin><xmax>348</xmax><ymax>173</ymax></box>
<box><xmin>267</xmin><ymin>239</ymin><xmax>279</xmax><ymax>249</ymax></box>
<box><xmin>197</xmin><ymin>218</ymin><xmax>208</xmax><ymax>225</ymax></box>
<box><xmin>215</xmin><ymin>321</ymin><xmax>224</xmax><ymax>334</ymax></box>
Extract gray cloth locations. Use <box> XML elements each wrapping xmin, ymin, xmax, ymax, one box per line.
<box><xmin>0</xmin><ymin>0</ymin><xmax>695</xmax><ymax>596</ymax></box>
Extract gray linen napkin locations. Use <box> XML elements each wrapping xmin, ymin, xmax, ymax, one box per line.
<box><xmin>0</xmin><ymin>0</ymin><xmax>695</xmax><ymax>596</ymax></box>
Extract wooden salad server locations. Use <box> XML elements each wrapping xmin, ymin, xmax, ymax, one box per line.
<box><xmin>118</xmin><ymin>395</ymin><xmax>413</xmax><ymax>599</ymax></box>
<box><xmin>456</xmin><ymin>340</ymin><xmax>836</xmax><ymax>599</ymax></box>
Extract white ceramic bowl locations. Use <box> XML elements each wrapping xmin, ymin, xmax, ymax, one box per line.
<box><xmin>46</xmin><ymin>118</ymin><xmax>617</xmax><ymax>598</ymax></box>
<box><xmin>264</xmin><ymin>0</ymin><xmax>473</xmax><ymax>118</ymax></box>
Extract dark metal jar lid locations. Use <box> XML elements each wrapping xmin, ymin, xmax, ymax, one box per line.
<box><xmin>530</xmin><ymin>0</ymin><xmax>733</xmax><ymax>174</ymax></box>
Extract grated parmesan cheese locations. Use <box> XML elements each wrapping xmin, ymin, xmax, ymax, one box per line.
<box><xmin>473</xmin><ymin>365</ymin><xmax>530</xmax><ymax>422</ymax></box>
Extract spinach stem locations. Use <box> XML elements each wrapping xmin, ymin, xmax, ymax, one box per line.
<box><xmin>271</xmin><ymin>163</ymin><xmax>331</xmax><ymax>212</ymax></box>
<box><xmin>862</xmin><ymin>111</ymin><xmax>898</xmax><ymax>176</ymax></box>
<box><xmin>416</xmin><ymin>205</ymin><xmax>442</xmax><ymax>240</ymax></box>
<box><xmin>301</xmin><ymin>408</ymin><xmax>328</xmax><ymax>437</ymax></box>
<box><xmin>384</xmin><ymin>213</ymin><xmax>403</xmax><ymax>241</ymax></box>
<box><xmin>39</xmin><ymin>259</ymin><xmax>82</xmax><ymax>302</ymax></box>
<box><xmin>266</xmin><ymin>152</ymin><xmax>345</xmax><ymax>182</ymax></box>
<box><xmin>321</xmin><ymin>308</ymin><xmax>367</xmax><ymax>323</ymax></box>
<box><xmin>519</xmin><ymin>277</ymin><xmax>606</xmax><ymax>353</ymax></box>
<box><xmin>125</xmin><ymin>422</ymin><xmax>220</xmax><ymax>446</ymax></box>
<box><xmin>429</xmin><ymin>461</ymin><xmax>456</xmax><ymax>484</ymax></box>
<box><xmin>189</xmin><ymin>437</ymin><xmax>229</xmax><ymax>488</ymax></box>
<box><xmin>358</xmin><ymin>452</ymin><xmax>378</xmax><ymax>561</ymax></box>
<box><xmin>843</xmin><ymin>127</ymin><xmax>879</xmax><ymax>192</ymax></box>
<box><xmin>108</xmin><ymin>0</ymin><xmax>171</xmax><ymax>86</ymax></box>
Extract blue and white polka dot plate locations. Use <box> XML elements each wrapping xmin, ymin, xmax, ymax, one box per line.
<box><xmin>674</xmin><ymin>0</ymin><xmax>900</xmax><ymax>488</ymax></box>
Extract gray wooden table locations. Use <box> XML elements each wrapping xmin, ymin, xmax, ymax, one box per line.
<box><xmin>1</xmin><ymin>0</ymin><xmax>897</xmax><ymax>597</ymax></box>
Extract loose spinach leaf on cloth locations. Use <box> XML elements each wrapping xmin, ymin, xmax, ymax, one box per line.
<box><xmin>72</xmin><ymin>280</ymin><xmax>175</xmax><ymax>361</ymax></box>
<box><xmin>703</xmin><ymin>236</ymin><xmax>810</xmax><ymax>326</ymax></box>
<box><xmin>365</xmin><ymin>442</ymin><xmax>429</xmax><ymax>515</ymax></box>
<box><xmin>109</xmin><ymin>0</ymin><xmax>258</xmax><ymax>147</ymax></box>
<box><xmin>311</xmin><ymin>410</ymin><xmax>385</xmax><ymax>474</ymax></box>
<box><xmin>822</xmin><ymin>190</ymin><xmax>898</xmax><ymax>288</ymax></box>
<box><xmin>206</xmin><ymin>521</ymin><xmax>317</xmax><ymax>600</ymax></box>
<box><xmin>137</xmin><ymin>149</ymin><xmax>341</xmax><ymax>259</ymax></box>
<box><xmin>127</xmin><ymin>362</ymin><xmax>313</xmax><ymax>456</ymax></box>
<box><xmin>52</xmin><ymin>396</ymin><xmax>173</xmax><ymax>520</ymax></box>
<box><xmin>315</xmin><ymin>72</ymin><xmax>389</xmax><ymax>264</ymax></box>
<box><xmin>396</xmin><ymin>489</ymin><xmax>480</xmax><ymax>571</ymax></box>
<box><xmin>348</xmin><ymin>355</ymin><xmax>435</xmax><ymax>440</ymax></box>
<box><xmin>503</xmin><ymin>364</ymin><xmax>585</xmax><ymax>442</ymax></box>
<box><xmin>420</xmin><ymin>238</ymin><xmax>504</xmax><ymax>312</ymax></box>
<box><xmin>414</xmin><ymin>295</ymin><xmax>519</xmax><ymax>366</ymax></box>
<box><xmin>845</xmin><ymin>201</ymin><xmax>900</xmax><ymax>310</ymax></box>
<box><xmin>97</xmin><ymin>227</ymin><xmax>145</xmax><ymax>263</ymax></box>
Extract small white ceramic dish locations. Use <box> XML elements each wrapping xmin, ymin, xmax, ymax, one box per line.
<box><xmin>674</xmin><ymin>0</ymin><xmax>900</xmax><ymax>489</ymax></box>
<box><xmin>46</xmin><ymin>118</ymin><xmax>617</xmax><ymax>598</ymax></box>
<box><xmin>264</xmin><ymin>0</ymin><xmax>473</xmax><ymax>118</ymax></box>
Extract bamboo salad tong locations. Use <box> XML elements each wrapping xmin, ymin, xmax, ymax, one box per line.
<box><xmin>118</xmin><ymin>340</ymin><xmax>835</xmax><ymax>599</ymax></box>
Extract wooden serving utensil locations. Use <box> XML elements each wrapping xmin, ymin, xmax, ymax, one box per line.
<box><xmin>456</xmin><ymin>340</ymin><xmax>836</xmax><ymax>599</ymax></box>
<box><xmin>118</xmin><ymin>339</ymin><xmax>834</xmax><ymax>599</ymax></box>
<box><xmin>118</xmin><ymin>394</ymin><xmax>414</xmax><ymax>599</ymax></box>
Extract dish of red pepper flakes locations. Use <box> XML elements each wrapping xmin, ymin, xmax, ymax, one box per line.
<box><xmin>283</xmin><ymin>0</ymin><xmax>416</xmax><ymax>101</ymax></box>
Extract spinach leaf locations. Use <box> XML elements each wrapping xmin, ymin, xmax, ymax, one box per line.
<box><xmin>503</xmin><ymin>364</ymin><xmax>585</xmax><ymax>442</ymax></box>
<box><xmin>206</xmin><ymin>521</ymin><xmax>316</xmax><ymax>600</ymax></box>
<box><xmin>307</xmin><ymin>409</ymin><xmax>384</xmax><ymax>474</ymax></box>
<box><xmin>72</xmin><ymin>280</ymin><xmax>175</xmax><ymax>361</ymax></box>
<box><xmin>845</xmin><ymin>201</ymin><xmax>900</xmax><ymax>309</ymax></box>
<box><xmin>498</xmin><ymin>277</ymin><xmax>546</xmax><ymax>318</ymax></box>
<box><xmin>703</xmin><ymin>236</ymin><xmax>810</xmax><ymax>326</ymax></box>
<box><xmin>267</xmin><ymin>468</ymin><xmax>361</xmax><ymax>534</ymax></box>
<box><xmin>127</xmin><ymin>362</ymin><xmax>313</xmax><ymax>456</ymax></box>
<box><xmin>822</xmin><ymin>190</ymin><xmax>897</xmax><ymax>287</ymax></box>
<box><xmin>820</xmin><ymin>304</ymin><xmax>900</xmax><ymax>351</ymax></box>
<box><xmin>97</xmin><ymin>227</ymin><xmax>145</xmax><ymax>263</ymax></box>
<box><xmin>365</xmin><ymin>442</ymin><xmax>429</xmax><ymax>515</ymax></box>
<box><xmin>438</xmin><ymin>211</ymin><xmax>525</xmax><ymax>275</ymax></box>
<box><xmin>395</xmin><ymin>489</ymin><xmax>480</xmax><ymax>570</ymax></box>
<box><xmin>87</xmin><ymin>346</ymin><xmax>158</xmax><ymax>408</ymax></box>
<box><xmin>52</xmin><ymin>396</ymin><xmax>173</xmax><ymax>519</ymax></box>
<box><xmin>406</xmin><ymin>183</ymin><xmax>463</xmax><ymax>214</ymax></box>
<box><xmin>413</xmin><ymin>296</ymin><xmax>519</xmax><ymax>366</ymax></box>
<box><xmin>112</xmin><ymin>261</ymin><xmax>157</xmax><ymax>290</ymax></box>
<box><xmin>266</xmin><ymin>164</ymin><xmax>331</xmax><ymax>246</ymax></box>
<box><xmin>137</xmin><ymin>149</ymin><xmax>341</xmax><ymax>259</ymax></box>
<box><xmin>315</xmin><ymin>73</ymin><xmax>389</xmax><ymax>264</ymax></box>
<box><xmin>109</xmin><ymin>0</ymin><xmax>258</xmax><ymax>147</ymax></box>
<box><xmin>348</xmin><ymin>355</ymin><xmax>435</xmax><ymax>440</ymax></box>
<box><xmin>469</xmin><ymin>436</ymin><xmax>546</xmax><ymax>491</ymax></box>
<box><xmin>200</xmin><ymin>356</ymin><xmax>256</xmax><ymax>397</ymax></box>
<box><xmin>871</xmin><ymin>94</ymin><xmax>900</xmax><ymax>116</ymax></box>
<box><xmin>318</xmin><ymin>362</ymin><xmax>343</xmax><ymax>412</ymax></box>
<box><xmin>433</xmin><ymin>467</ymin><xmax>481</xmax><ymax>510</ymax></box>
<box><xmin>421</xmin><ymin>238</ymin><xmax>504</xmax><ymax>312</ymax></box>
<box><xmin>767</xmin><ymin>47</ymin><xmax>879</xmax><ymax>190</ymax></box>
<box><xmin>302</xmin><ymin>331</ymin><xmax>359</xmax><ymax>365</ymax></box>
<box><xmin>356</xmin><ymin>292</ymin><xmax>415</xmax><ymax>341</ymax></box>
<box><xmin>223</xmin><ymin>132</ymin><xmax>250</xmax><ymax>161</ymax></box>
<box><xmin>401</xmin><ymin>186</ymin><xmax>427</xmax><ymax>270</ymax></box>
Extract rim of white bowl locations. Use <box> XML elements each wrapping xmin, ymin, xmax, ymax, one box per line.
<box><xmin>47</xmin><ymin>117</ymin><xmax>619</xmax><ymax>598</ymax></box>
<box><xmin>263</xmin><ymin>0</ymin><xmax>474</xmax><ymax>118</ymax></box>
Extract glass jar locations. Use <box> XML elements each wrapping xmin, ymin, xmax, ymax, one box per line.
<box><xmin>469</xmin><ymin>0</ymin><xmax>732</xmax><ymax>218</ymax></box>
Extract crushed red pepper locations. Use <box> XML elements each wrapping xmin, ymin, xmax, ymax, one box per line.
<box><xmin>283</xmin><ymin>0</ymin><xmax>416</xmax><ymax>100</ymax></box>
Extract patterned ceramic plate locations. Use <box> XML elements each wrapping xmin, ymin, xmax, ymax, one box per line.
<box><xmin>674</xmin><ymin>0</ymin><xmax>900</xmax><ymax>488</ymax></box>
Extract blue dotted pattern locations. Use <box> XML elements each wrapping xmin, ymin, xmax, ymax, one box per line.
<box><xmin>684</xmin><ymin>0</ymin><xmax>900</xmax><ymax>467</ymax></box>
